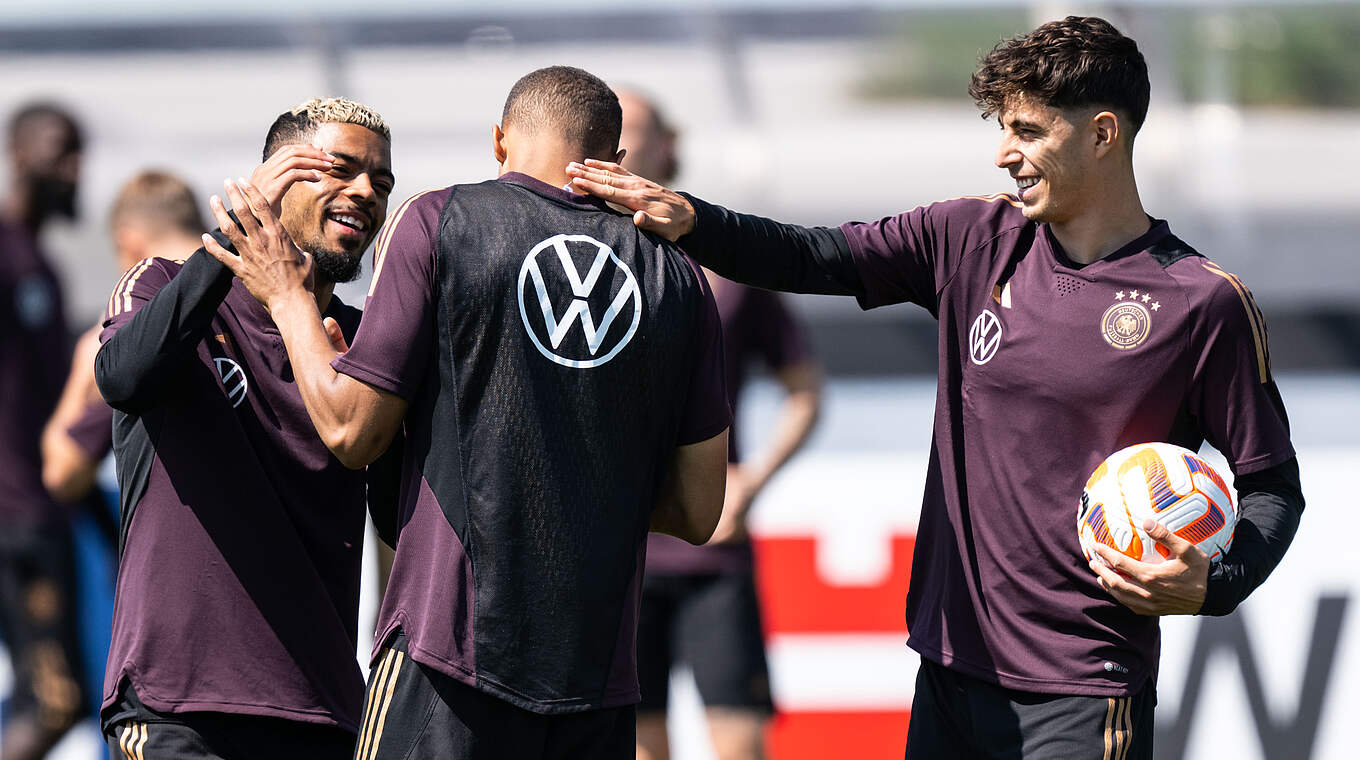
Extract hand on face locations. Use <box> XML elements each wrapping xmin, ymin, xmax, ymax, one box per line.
<box><xmin>250</xmin><ymin>144</ymin><xmax>336</xmax><ymax>217</ymax></box>
<box><xmin>564</xmin><ymin>159</ymin><xmax>695</xmax><ymax>242</ymax></box>
<box><xmin>202</xmin><ymin>178</ymin><xmax>314</xmax><ymax>312</ymax></box>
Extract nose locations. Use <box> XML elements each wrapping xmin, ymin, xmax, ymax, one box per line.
<box><xmin>345</xmin><ymin>172</ymin><xmax>376</xmax><ymax>205</ymax></box>
<box><xmin>995</xmin><ymin>133</ymin><xmax>1020</xmax><ymax>170</ymax></box>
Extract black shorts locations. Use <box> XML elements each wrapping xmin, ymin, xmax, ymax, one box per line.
<box><xmin>355</xmin><ymin>631</ymin><xmax>635</xmax><ymax>760</ymax></box>
<box><xmin>102</xmin><ymin>682</ymin><xmax>356</xmax><ymax>760</ymax></box>
<box><xmin>904</xmin><ymin>658</ymin><xmax>1154</xmax><ymax>760</ymax></box>
<box><xmin>0</xmin><ymin>520</ymin><xmax>88</xmax><ymax>732</ymax></box>
<box><xmin>636</xmin><ymin>570</ymin><xmax>773</xmax><ymax>714</ymax></box>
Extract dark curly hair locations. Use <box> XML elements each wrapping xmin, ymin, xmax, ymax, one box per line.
<box><xmin>969</xmin><ymin>16</ymin><xmax>1149</xmax><ymax>136</ymax></box>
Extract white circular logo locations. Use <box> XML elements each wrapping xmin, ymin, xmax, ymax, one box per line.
<box><xmin>968</xmin><ymin>309</ymin><xmax>1003</xmax><ymax>365</ymax></box>
<box><xmin>213</xmin><ymin>357</ymin><xmax>249</xmax><ymax>408</ymax></box>
<box><xmin>517</xmin><ymin>234</ymin><xmax>642</xmax><ymax>369</ymax></box>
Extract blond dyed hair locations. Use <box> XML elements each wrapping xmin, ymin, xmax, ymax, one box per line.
<box><xmin>262</xmin><ymin>96</ymin><xmax>389</xmax><ymax>161</ymax></box>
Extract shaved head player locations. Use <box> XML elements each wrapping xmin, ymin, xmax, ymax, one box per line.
<box><xmin>207</xmin><ymin>65</ymin><xmax>731</xmax><ymax>760</ymax></box>
<box><xmin>95</xmin><ymin>98</ymin><xmax>396</xmax><ymax>759</ymax></box>
<box><xmin>570</xmin><ymin>17</ymin><xmax>1303</xmax><ymax>759</ymax></box>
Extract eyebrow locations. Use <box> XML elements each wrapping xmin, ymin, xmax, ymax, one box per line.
<box><xmin>330</xmin><ymin>151</ymin><xmax>395</xmax><ymax>183</ymax></box>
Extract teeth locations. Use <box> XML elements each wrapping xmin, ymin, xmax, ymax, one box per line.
<box><xmin>329</xmin><ymin>213</ymin><xmax>366</xmax><ymax>230</ymax></box>
<box><xmin>1017</xmin><ymin>177</ymin><xmax>1039</xmax><ymax>190</ymax></box>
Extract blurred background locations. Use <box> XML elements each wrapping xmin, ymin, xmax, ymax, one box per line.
<box><xmin>0</xmin><ymin>1</ymin><xmax>1355</xmax><ymax>758</ymax></box>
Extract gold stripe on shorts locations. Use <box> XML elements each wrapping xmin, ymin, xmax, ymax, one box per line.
<box><xmin>364</xmin><ymin>651</ymin><xmax>405</xmax><ymax>760</ymax></box>
<box><xmin>357</xmin><ymin>649</ymin><xmax>399</xmax><ymax>760</ymax></box>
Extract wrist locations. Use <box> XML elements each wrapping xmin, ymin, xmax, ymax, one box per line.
<box><xmin>267</xmin><ymin>287</ymin><xmax>316</xmax><ymax>322</ymax></box>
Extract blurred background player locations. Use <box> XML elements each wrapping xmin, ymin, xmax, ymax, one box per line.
<box><xmin>617</xmin><ymin>89</ymin><xmax>822</xmax><ymax>760</ymax></box>
<box><xmin>0</xmin><ymin>102</ymin><xmax>87</xmax><ymax>760</ymax></box>
<box><xmin>206</xmin><ymin>66</ymin><xmax>731</xmax><ymax>760</ymax></box>
<box><xmin>94</xmin><ymin>98</ymin><xmax>395</xmax><ymax>759</ymax></box>
<box><xmin>42</xmin><ymin>170</ymin><xmax>206</xmax><ymax>511</ymax></box>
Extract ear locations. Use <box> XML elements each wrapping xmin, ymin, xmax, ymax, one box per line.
<box><xmin>492</xmin><ymin>124</ymin><xmax>508</xmax><ymax>165</ymax></box>
<box><xmin>614</xmin><ymin>148</ymin><xmax>627</xmax><ymax>165</ymax></box>
<box><xmin>1092</xmin><ymin>111</ymin><xmax>1120</xmax><ymax>159</ymax></box>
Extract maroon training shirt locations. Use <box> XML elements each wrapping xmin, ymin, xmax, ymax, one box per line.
<box><xmin>840</xmin><ymin>194</ymin><xmax>1294</xmax><ymax>695</ymax></box>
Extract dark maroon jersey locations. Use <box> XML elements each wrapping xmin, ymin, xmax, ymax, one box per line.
<box><xmin>840</xmin><ymin>194</ymin><xmax>1294</xmax><ymax>696</ymax></box>
<box><xmin>333</xmin><ymin>173</ymin><xmax>729</xmax><ymax>713</ymax></box>
<box><xmin>647</xmin><ymin>274</ymin><xmax>811</xmax><ymax>575</ymax></box>
<box><xmin>66</xmin><ymin>398</ymin><xmax>114</xmax><ymax>461</ymax></box>
<box><xmin>0</xmin><ymin>218</ymin><xmax>69</xmax><ymax>525</ymax></box>
<box><xmin>98</xmin><ymin>255</ymin><xmax>370</xmax><ymax>731</ymax></box>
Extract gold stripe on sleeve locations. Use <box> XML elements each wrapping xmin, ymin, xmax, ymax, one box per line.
<box><xmin>1201</xmin><ymin>262</ymin><xmax>1269</xmax><ymax>383</ymax></box>
<box><xmin>369</xmin><ymin>190</ymin><xmax>437</xmax><ymax>297</ymax></box>
<box><xmin>112</xmin><ymin>258</ymin><xmax>156</xmax><ymax>317</ymax></box>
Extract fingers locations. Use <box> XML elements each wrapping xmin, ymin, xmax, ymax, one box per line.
<box><xmin>1143</xmin><ymin>519</ymin><xmax>1196</xmax><ymax>558</ymax></box>
<box><xmin>322</xmin><ymin>316</ymin><xmax>350</xmax><ymax>354</ymax></box>
<box><xmin>200</xmin><ymin>231</ymin><xmax>240</xmax><ymax>272</ymax></box>
<box><xmin>580</xmin><ymin>158</ymin><xmax>630</xmax><ymax>175</ymax></box>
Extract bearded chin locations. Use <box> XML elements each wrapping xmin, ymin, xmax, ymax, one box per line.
<box><xmin>310</xmin><ymin>246</ymin><xmax>364</xmax><ymax>284</ymax></box>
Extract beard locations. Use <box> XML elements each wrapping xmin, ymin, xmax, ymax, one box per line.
<box><xmin>31</xmin><ymin>176</ymin><xmax>77</xmax><ymax>221</ymax></box>
<box><xmin>310</xmin><ymin>245</ymin><xmax>364</xmax><ymax>284</ymax></box>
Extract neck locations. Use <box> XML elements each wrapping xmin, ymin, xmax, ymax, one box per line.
<box><xmin>1047</xmin><ymin>174</ymin><xmax>1150</xmax><ymax>265</ymax></box>
<box><xmin>500</xmin><ymin>136</ymin><xmax>588</xmax><ymax>191</ymax></box>
<box><xmin>0</xmin><ymin>188</ymin><xmax>42</xmax><ymax>234</ymax></box>
<box><xmin>313</xmin><ymin>280</ymin><xmax>336</xmax><ymax>313</ymax></box>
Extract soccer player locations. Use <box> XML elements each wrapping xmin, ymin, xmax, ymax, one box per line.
<box><xmin>42</xmin><ymin>170</ymin><xmax>206</xmax><ymax>510</ymax></box>
<box><xmin>94</xmin><ymin>98</ymin><xmax>396</xmax><ymax>758</ymax></box>
<box><xmin>0</xmin><ymin>101</ymin><xmax>86</xmax><ymax>760</ymax></box>
<box><xmin>203</xmin><ymin>66</ymin><xmax>731</xmax><ymax>759</ymax></box>
<box><xmin>567</xmin><ymin>17</ymin><xmax>1304</xmax><ymax>759</ymax></box>
<box><xmin>617</xmin><ymin>89</ymin><xmax>823</xmax><ymax>760</ymax></box>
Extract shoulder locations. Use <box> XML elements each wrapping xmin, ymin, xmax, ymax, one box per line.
<box><xmin>385</xmin><ymin>186</ymin><xmax>456</xmax><ymax>234</ymax></box>
<box><xmin>922</xmin><ymin>192</ymin><xmax>1028</xmax><ymax>231</ymax></box>
<box><xmin>104</xmin><ymin>256</ymin><xmax>184</xmax><ymax>320</ymax></box>
<box><xmin>1162</xmin><ymin>247</ymin><xmax>1268</xmax><ymax>339</ymax></box>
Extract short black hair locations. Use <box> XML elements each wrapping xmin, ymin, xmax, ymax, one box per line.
<box><xmin>8</xmin><ymin>102</ymin><xmax>83</xmax><ymax>153</ymax></box>
<box><xmin>969</xmin><ymin>16</ymin><xmax>1150</xmax><ymax>136</ymax></box>
<box><xmin>501</xmin><ymin>66</ymin><xmax>622</xmax><ymax>160</ymax></box>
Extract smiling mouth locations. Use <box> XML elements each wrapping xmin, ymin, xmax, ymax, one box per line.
<box><xmin>326</xmin><ymin>212</ymin><xmax>369</xmax><ymax>234</ymax></box>
<box><xmin>1016</xmin><ymin>177</ymin><xmax>1040</xmax><ymax>199</ymax></box>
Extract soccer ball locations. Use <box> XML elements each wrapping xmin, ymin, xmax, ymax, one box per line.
<box><xmin>1077</xmin><ymin>442</ymin><xmax>1237</xmax><ymax>565</ymax></box>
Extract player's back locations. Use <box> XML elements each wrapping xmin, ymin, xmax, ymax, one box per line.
<box><xmin>358</xmin><ymin>172</ymin><xmax>727</xmax><ymax>713</ymax></box>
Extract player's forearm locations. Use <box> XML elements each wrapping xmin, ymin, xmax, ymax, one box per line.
<box><xmin>678</xmin><ymin>193</ymin><xmax>864</xmax><ymax>297</ymax></box>
<box><xmin>96</xmin><ymin>245</ymin><xmax>234</xmax><ymax>413</ymax></box>
<box><xmin>41</xmin><ymin>431</ymin><xmax>98</xmax><ymax>504</ymax></box>
<box><xmin>1199</xmin><ymin>456</ymin><xmax>1304</xmax><ymax>616</ymax></box>
<box><xmin>744</xmin><ymin>381</ymin><xmax>822</xmax><ymax>495</ymax></box>
<box><xmin>269</xmin><ymin>291</ymin><xmax>399</xmax><ymax>469</ymax></box>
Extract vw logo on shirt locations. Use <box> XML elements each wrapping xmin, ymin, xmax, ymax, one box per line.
<box><xmin>969</xmin><ymin>309</ymin><xmax>1003</xmax><ymax>365</ymax></box>
<box><xmin>213</xmin><ymin>357</ymin><xmax>249</xmax><ymax>408</ymax></box>
<box><xmin>517</xmin><ymin>233</ymin><xmax>642</xmax><ymax>369</ymax></box>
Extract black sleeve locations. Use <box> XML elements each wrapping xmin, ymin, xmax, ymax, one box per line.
<box><xmin>365</xmin><ymin>430</ymin><xmax>405</xmax><ymax>549</ymax></box>
<box><xmin>1199</xmin><ymin>456</ymin><xmax>1305</xmax><ymax>616</ymax></box>
<box><xmin>678</xmin><ymin>193</ymin><xmax>865</xmax><ymax>296</ymax></box>
<box><xmin>95</xmin><ymin>231</ymin><xmax>235</xmax><ymax>415</ymax></box>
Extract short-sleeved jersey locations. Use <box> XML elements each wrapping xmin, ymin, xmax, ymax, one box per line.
<box><xmin>333</xmin><ymin>172</ymin><xmax>730</xmax><ymax>714</ymax></box>
<box><xmin>646</xmin><ymin>274</ymin><xmax>812</xmax><ymax>575</ymax></box>
<box><xmin>0</xmin><ymin>218</ymin><xmax>69</xmax><ymax>525</ymax></box>
<box><xmin>99</xmin><ymin>256</ymin><xmax>370</xmax><ymax>731</ymax></box>
<box><xmin>840</xmin><ymin>194</ymin><xmax>1294</xmax><ymax>696</ymax></box>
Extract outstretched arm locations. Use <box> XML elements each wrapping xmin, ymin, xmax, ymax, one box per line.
<box><xmin>201</xmin><ymin>179</ymin><xmax>407</xmax><ymax>469</ymax></box>
<box><xmin>566</xmin><ymin>160</ymin><xmax>863</xmax><ymax>296</ymax></box>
